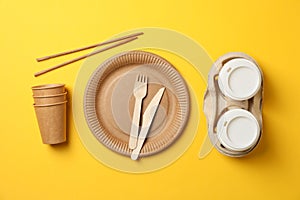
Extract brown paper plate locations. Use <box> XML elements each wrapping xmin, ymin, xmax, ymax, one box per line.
<box><xmin>84</xmin><ymin>50</ymin><xmax>190</xmax><ymax>157</ymax></box>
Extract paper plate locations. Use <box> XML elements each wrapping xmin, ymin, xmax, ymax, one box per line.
<box><xmin>83</xmin><ymin>50</ymin><xmax>190</xmax><ymax>157</ymax></box>
<box><xmin>73</xmin><ymin>27</ymin><xmax>213</xmax><ymax>172</ymax></box>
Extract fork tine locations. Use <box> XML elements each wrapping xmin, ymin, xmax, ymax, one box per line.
<box><xmin>136</xmin><ymin>74</ymin><xmax>148</xmax><ymax>83</ymax></box>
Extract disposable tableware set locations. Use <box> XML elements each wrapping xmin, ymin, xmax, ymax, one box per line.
<box><xmin>32</xmin><ymin>31</ymin><xmax>263</xmax><ymax>161</ymax></box>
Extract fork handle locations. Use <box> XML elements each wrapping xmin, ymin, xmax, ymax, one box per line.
<box><xmin>131</xmin><ymin>127</ymin><xmax>148</xmax><ymax>160</ymax></box>
<box><xmin>129</xmin><ymin>98</ymin><xmax>142</xmax><ymax>149</ymax></box>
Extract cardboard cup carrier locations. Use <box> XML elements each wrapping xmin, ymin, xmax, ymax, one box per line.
<box><xmin>32</xmin><ymin>84</ymin><xmax>67</xmax><ymax>144</ymax></box>
<box><xmin>203</xmin><ymin>53</ymin><xmax>263</xmax><ymax>157</ymax></box>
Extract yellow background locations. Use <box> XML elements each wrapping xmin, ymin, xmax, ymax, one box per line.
<box><xmin>1</xmin><ymin>0</ymin><xmax>300</xmax><ymax>199</ymax></box>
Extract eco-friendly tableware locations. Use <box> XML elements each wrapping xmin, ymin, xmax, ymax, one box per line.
<box><xmin>33</xmin><ymin>92</ymin><xmax>67</xmax><ymax>105</ymax></box>
<box><xmin>34</xmin><ymin>32</ymin><xmax>144</xmax><ymax>77</ymax></box>
<box><xmin>129</xmin><ymin>74</ymin><xmax>148</xmax><ymax>149</ymax></box>
<box><xmin>218</xmin><ymin>58</ymin><xmax>261</xmax><ymax>101</ymax></box>
<box><xmin>32</xmin><ymin>84</ymin><xmax>65</xmax><ymax>96</ymax></box>
<box><xmin>36</xmin><ymin>32</ymin><xmax>144</xmax><ymax>62</ymax></box>
<box><xmin>84</xmin><ymin>50</ymin><xmax>189</xmax><ymax>157</ymax></box>
<box><xmin>33</xmin><ymin>101</ymin><xmax>67</xmax><ymax>144</ymax></box>
<box><xmin>203</xmin><ymin>52</ymin><xmax>263</xmax><ymax>157</ymax></box>
<box><xmin>216</xmin><ymin>109</ymin><xmax>260</xmax><ymax>152</ymax></box>
<box><xmin>131</xmin><ymin>87</ymin><xmax>165</xmax><ymax>160</ymax></box>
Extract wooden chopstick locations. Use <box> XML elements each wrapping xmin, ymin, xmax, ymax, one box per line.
<box><xmin>34</xmin><ymin>36</ymin><xmax>138</xmax><ymax>77</ymax></box>
<box><xmin>36</xmin><ymin>32</ymin><xmax>144</xmax><ymax>62</ymax></box>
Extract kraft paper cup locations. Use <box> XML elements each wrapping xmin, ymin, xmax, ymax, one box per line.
<box><xmin>32</xmin><ymin>84</ymin><xmax>65</xmax><ymax>96</ymax></box>
<box><xmin>33</xmin><ymin>92</ymin><xmax>67</xmax><ymax>105</ymax></box>
<box><xmin>34</xmin><ymin>101</ymin><xmax>67</xmax><ymax>144</ymax></box>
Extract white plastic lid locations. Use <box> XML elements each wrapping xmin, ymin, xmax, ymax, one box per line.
<box><xmin>218</xmin><ymin>58</ymin><xmax>261</xmax><ymax>101</ymax></box>
<box><xmin>217</xmin><ymin>109</ymin><xmax>260</xmax><ymax>151</ymax></box>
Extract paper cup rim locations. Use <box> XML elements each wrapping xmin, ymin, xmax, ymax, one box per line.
<box><xmin>32</xmin><ymin>83</ymin><xmax>65</xmax><ymax>90</ymax></box>
<box><xmin>33</xmin><ymin>92</ymin><xmax>68</xmax><ymax>98</ymax></box>
<box><xmin>33</xmin><ymin>101</ymin><xmax>68</xmax><ymax>107</ymax></box>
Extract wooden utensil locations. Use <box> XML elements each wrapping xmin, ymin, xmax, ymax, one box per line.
<box><xmin>36</xmin><ymin>32</ymin><xmax>143</xmax><ymax>62</ymax></box>
<box><xmin>34</xmin><ymin>32</ymin><xmax>143</xmax><ymax>77</ymax></box>
<box><xmin>129</xmin><ymin>74</ymin><xmax>148</xmax><ymax>149</ymax></box>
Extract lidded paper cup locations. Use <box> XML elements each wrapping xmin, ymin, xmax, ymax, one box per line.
<box><xmin>218</xmin><ymin>58</ymin><xmax>262</xmax><ymax>101</ymax></box>
<box><xmin>34</xmin><ymin>101</ymin><xmax>67</xmax><ymax>144</ymax></box>
<box><xmin>216</xmin><ymin>109</ymin><xmax>260</xmax><ymax>152</ymax></box>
